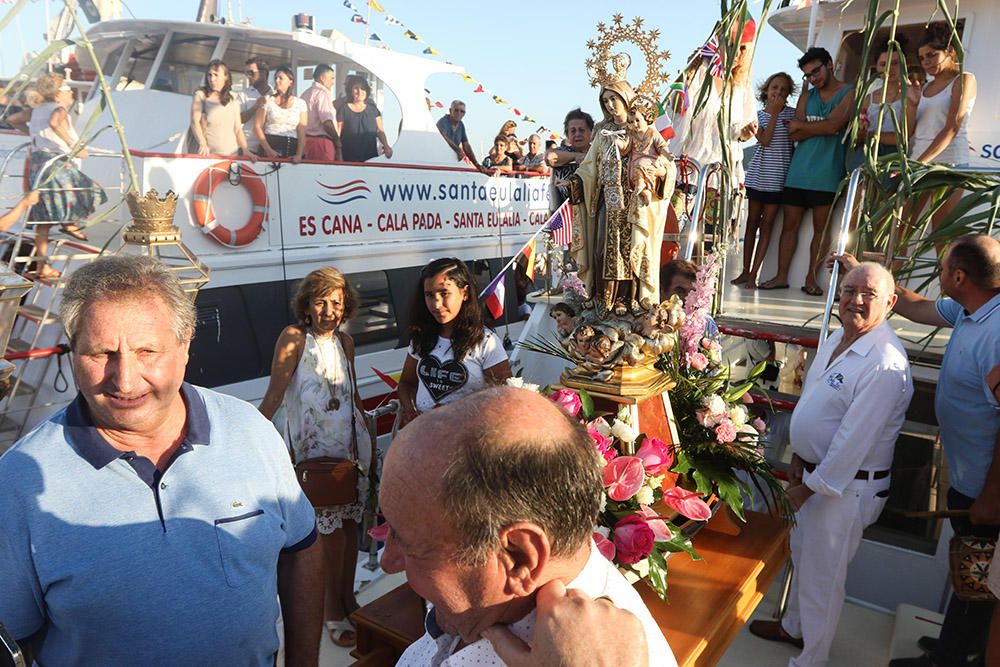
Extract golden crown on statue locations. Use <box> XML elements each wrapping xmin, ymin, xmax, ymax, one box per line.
<box><xmin>124</xmin><ymin>189</ymin><xmax>182</xmax><ymax>244</ymax></box>
<box><xmin>585</xmin><ymin>14</ymin><xmax>671</xmax><ymax>96</ymax></box>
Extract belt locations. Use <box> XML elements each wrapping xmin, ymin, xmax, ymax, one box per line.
<box><xmin>802</xmin><ymin>461</ymin><xmax>890</xmax><ymax>481</ymax></box>
<box><xmin>306</xmin><ymin>134</ymin><xmax>332</xmax><ymax>139</ymax></box>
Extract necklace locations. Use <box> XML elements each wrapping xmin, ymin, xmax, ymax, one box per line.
<box><xmin>312</xmin><ymin>330</ymin><xmax>342</xmax><ymax>412</ymax></box>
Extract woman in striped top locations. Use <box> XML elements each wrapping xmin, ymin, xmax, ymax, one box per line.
<box><xmin>733</xmin><ymin>72</ymin><xmax>797</xmax><ymax>289</ymax></box>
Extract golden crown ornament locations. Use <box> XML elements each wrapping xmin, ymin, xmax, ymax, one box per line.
<box><xmin>585</xmin><ymin>14</ymin><xmax>671</xmax><ymax>97</ymax></box>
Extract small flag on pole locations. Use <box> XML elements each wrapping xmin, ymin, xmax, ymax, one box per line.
<box><xmin>351</xmin><ymin>13</ymin><xmax>367</xmax><ymax>24</ymax></box>
<box><xmin>655</xmin><ymin>101</ymin><xmax>676</xmax><ymax>141</ymax></box>
<box><xmin>700</xmin><ymin>36</ymin><xmax>723</xmax><ymax>78</ymax></box>
<box><xmin>371</xmin><ymin>367</ymin><xmax>400</xmax><ymax>389</ymax></box>
<box><xmin>368</xmin><ymin>0</ymin><xmax>384</xmax><ymax>12</ymax></box>
<box><xmin>483</xmin><ymin>271</ymin><xmax>506</xmax><ymax>319</ymax></box>
<box><xmin>516</xmin><ymin>238</ymin><xmax>537</xmax><ymax>281</ymax></box>
<box><xmin>546</xmin><ymin>200</ymin><xmax>573</xmax><ymax>247</ymax></box>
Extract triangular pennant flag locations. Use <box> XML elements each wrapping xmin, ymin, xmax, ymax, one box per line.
<box><xmin>511</xmin><ymin>108</ymin><xmax>521</xmax><ymax>116</ymax></box>
<box><xmin>473</xmin><ymin>84</ymin><xmax>485</xmax><ymax>93</ymax></box>
<box><xmin>655</xmin><ymin>101</ymin><xmax>676</xmax><ymax>141</ymax></box>
<box><xmin>537</xmin><ymin>126</ymin><xmax>546</xmax><ymax>133</ymax></box>
<box><xmin>523</xmin><ymin>116</ymin><xmax>536</xmax><ymax>123</ymax></box>
<box><xmin>424</xmin><ymin>88</ymin><xmax>431</xmax><ymax>94</ymax></box>
<box><xmin>549</xmin><ymin>133</ymin><xmax>558</xmax><ymax>141</ymax></box>
<box><xmin>434</xmin><ymin>100</ymin><xmax>444</xmax><ymax>108</ymax></box>
<box><xmin>492</xmin><ymin>95</ymin><xmax>508</xmax><ymax>105</ymax></box>
<box><xmin>370</xmin><ymin>32</ymin><xmax>382</xmax><ymax>42</ymax></box>
<box><xmin>342</xmin><ymin>0</ymin><xmax>354</xmax><ymax>7</ymax></box>
<box><xmin>422</xmin><ymin>46</ymin><xmax>441</xmax><ymax>56</ymax></box>
<box><xmin>371</xmin><ymin>367</ymin><xmax>400</xmax><ymax>389</ymax></box>
<box><xmin>385</xmin><ymin>13</ymin><xmax>402</xmax><ymax>25</ymax></box>
<box><xmin>403</xmin><ymin>29</ymin><xmax>421</xmax><ymax>41</ymax></box>
<box><xmin>516</xmin><ymin>238</ymin><xmax>537</xmax><ymax>281</ymax></box>
<box><xmin>460</xmin><ymin>74</ymin><xmax>475</xmax><ymax>83</ymax></box>
<box><xmin>351</xmin><ymin>13</ymin><xmax>367</xmax><ymax>24</ymax></box>
<box><xmin>482</xmin><ymin>271</ymin><xmax>506</xmax><ymax>320</ymax></box>
<box><xmin>368</xmin><ymin>0</ymin><xmax>385</xmax><ymax>12</ymax></box>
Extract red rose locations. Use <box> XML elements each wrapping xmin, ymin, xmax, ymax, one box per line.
<box><xmin>612</xmin><ymin>515</ymin><xmax>656</xmax><ymax>565</ymax></box>
<box><xmin>635</xmin><ymin>437</ymin><xmax>674</xmax><ymax>475</ymax></box>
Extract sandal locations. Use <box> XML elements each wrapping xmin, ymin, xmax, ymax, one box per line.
<box><xmin>801</xmin><ymin>285</ymin><xmax>823</xmax><ymax>297</ymax></box>
<box><xmin>325</xmin><ymin>619</ymin><xmax>356</xmax><ymax>647</ymax></box>
<box><xmin>59</xmin><ymin>224</ymin><xmax>89</xmax><ymax>241</ymax></box>
<box><xmin>757</xmin><ymin>279</ymin><xmax>789</xmax><ymax>290</ymax></box>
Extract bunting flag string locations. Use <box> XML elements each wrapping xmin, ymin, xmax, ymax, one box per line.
<box><xmin>336</xmin><ymin>0</ymin><xmax>562</xmax><ymax>139</ymax></box>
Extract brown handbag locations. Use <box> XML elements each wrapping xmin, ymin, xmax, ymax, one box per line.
<box><xmin>949</xmin><ymin>535</ymin><xmax>996</xmax><ymax>602</ymax></box>
<box><xmin>294</xmin><ymin>335</ymin><xmax>362</xmax><ymax>507</ymax></box>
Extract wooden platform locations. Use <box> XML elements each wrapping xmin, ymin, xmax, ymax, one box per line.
<box><xmin>348</xmin><ymin>509</ymin><xmax>790</xmax><ymax>666</ymax></box>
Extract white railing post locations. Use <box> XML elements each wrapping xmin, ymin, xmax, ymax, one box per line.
<box><xmin>819</xmin><ymin>168</ymin><xmax>863</xmax><ymax>345</ymax></box>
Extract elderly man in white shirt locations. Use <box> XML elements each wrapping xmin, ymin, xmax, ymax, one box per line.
<box><xmin>750</xmin><ymin>263</ymin><xmax>913</xmax><ymax>667</ymax></box>
<box><xmin>379</xmin><ymin>386</ymin><xmax>675</xmax><ymax>667</ymax></box>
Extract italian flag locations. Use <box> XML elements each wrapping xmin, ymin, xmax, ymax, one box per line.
<box><xmin>655</xmin><ymin>101</ymin><xmax>675</xmax><ymax>142</ymax></box>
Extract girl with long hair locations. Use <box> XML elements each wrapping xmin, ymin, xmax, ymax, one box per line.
<box><xmin>189</xmin><ymin>59</ymin><xmax>255</xmax><ymax>158</ymax></box>
<box><xmin>258</xmin><ymin>267</ymin><xmax>372</xmax><ymax>647</ymax></box>
<box><xmin>254</xmin><ymin>65</ymin><xmax>306</xmax><ymax>161</ymax></box>
<box><xmin>397</xmin><ymin>258</ymin><xmax>511</xmax><ymax>426</ymax></box>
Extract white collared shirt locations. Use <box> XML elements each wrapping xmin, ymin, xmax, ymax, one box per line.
<box><xmin>396</xmin><ymin>541</ymin><xmax>677</xmax><ymax>667</ymax></box>
<box><xmin>789</xmin><ymin>322</ymin><xmax>913</xmax><ymax>497</ymax></box>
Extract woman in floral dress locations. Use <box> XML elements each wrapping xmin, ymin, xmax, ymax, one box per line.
<box><xmin>259</xmin><ymin>267</ymin><xmax>371</xmax><ymax>647</ymax></box>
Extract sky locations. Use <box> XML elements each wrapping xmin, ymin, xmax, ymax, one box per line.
<box><xmin>0</xmin><ymin>0</ymin><xmax>803</xmax><ymax>151</ymax></box>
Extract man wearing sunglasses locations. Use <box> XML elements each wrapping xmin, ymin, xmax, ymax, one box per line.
<box><xmin>760</xmin><ymin>47</ymin><xmax>854</xmax><ymax>299</ymax></box>
<box><xmin>436</xmin><ymin>100</ymin><xmax>483</xmax><ymax>170</ymax></box>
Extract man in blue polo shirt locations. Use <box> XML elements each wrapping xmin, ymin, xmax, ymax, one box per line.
<box><xmin>0</xmin><ymin>255</ymin><xmax>323</xmax><ymax>666</ymax></box>
<box><xmin>836</xmin><ymin>233</ymin><xmax>1000</xmax><ymax>667</ymax></box>
<box><xmin>436</xmin><ymin>99</ymin><xmax>483</xmax><ymax>170</ymax></box>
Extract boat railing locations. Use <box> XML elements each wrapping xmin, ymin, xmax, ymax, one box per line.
<box><xmin>680</xmin><ymin>159</ymin><xmax>723</xmax><ymax>261</ymax></box>
<box><xmin>360</xmin><ymin>399</ymin><xmax>402</xmax><ymax>572</ymax></box>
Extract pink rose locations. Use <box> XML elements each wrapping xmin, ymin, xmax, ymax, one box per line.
<box><xmin>588</xmin><ymin>424</ymin><xmax>617</xmax><ymax>463</ymax></box>
<box><xmin>602</xmin><ymin>456</ymin><xmax>646</xmax><ymax>501</ymax></box>
<box><xmin>612</xmin><ymin>515</ymin><xmax>656</xmax><ymax>565</ymax></box>
<box><xmin>663</xmin><ymin>487</ymin><xmax>713</xmax><ymax>521</ymax></box>
<box><xmin>593</xmin><ymin>531</ymin><xmax>617</xmax><ymax>561</ymax></box>
<box><xmin>688</xmin><ymin>352</ymin><xmax>709</xmax><ymax>370</ymax></box>
<box><xmin>635</xmin><ymin>437</ymin><xmax>674</xmax><ymax>475</ymax></box>
<box><xmin>696</xmin><ymin>409</ymin><xmax>716</xmax><ymax>428</ymax></box>
<box><xmin>549</xmin><ymin>388</ymin><xmax>583</xmax><ymax>417</ymax></box>
<box><xmin>715</xmin><ymin>420</ymin><xmax>738</xmax><ymax>444</ymax></box>
<box><xmin>752</xmin><ymin>417</ymin><xmax>767</xmax><ymax>434</ymax></box>
<box><xmin>639</xmin><ymin>504</ymin><xmax>673</xmax><ymax>542</ymax></box>
<box><xmin>701</xmin><ymin>338</ymin><xmax>722</xmax><ymax>353</ymax></box>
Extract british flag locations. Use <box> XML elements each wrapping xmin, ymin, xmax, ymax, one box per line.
<box><xmin>546</xmin><ymin>200</ymin><xmax>573</xmax><ymax>247</ymax></box>
<box><xmin>700</xmin><ymin>37</ymin><xmax>723</xmax><ymax>78</ymax></box>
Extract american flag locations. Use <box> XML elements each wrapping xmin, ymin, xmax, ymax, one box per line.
<box><xmin>546</xmin><ymin>199</ymin><xmax>573</xmax><ymax>247</ymax></box>
<box><xmin>700</xmin><ymin>36</ymin><xmax>723</xmax><ymax>78</ymax></box>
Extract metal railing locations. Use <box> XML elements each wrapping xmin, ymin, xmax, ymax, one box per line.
<box><xmin>681</xmin><ymin>160</ymin><xmax>723</xmax><ymax>261</ymax></box>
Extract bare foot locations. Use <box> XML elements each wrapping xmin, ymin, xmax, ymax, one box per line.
<box><xmin>36</xmin><ymin>265</ymin><xmax>61</xmax><ymax>280</ymax></box>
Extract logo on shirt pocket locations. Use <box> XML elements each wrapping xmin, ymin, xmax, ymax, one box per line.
<box><xmin>826</xmin><ymin>372</ymin><xmax>845</xmax><ymax>391</ymax></box>
<box><xmin>214</xmin><ymin>509</ymin><xmax>283</xmax><ymax>588</ymax></box>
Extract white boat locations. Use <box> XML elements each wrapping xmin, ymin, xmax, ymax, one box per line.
<box><xmin>0</xmin><ymin>13</ymin><xmax>547</xmax><ymax>446</ymax></box>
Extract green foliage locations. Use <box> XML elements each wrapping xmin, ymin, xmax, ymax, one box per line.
<box><xmin>646</xmin><ymin>550</ymin><xmax>670</xmax><ymax>601</ymax></box>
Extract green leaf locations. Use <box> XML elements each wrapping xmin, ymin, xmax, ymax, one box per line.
<box><xmin>578</xmin><ymin>388</ymin><xmax>595</xmax><ymax>421</ymax></box>
<box><xmin>664</xmin><ymin>535</ymin><xmax>702</xmax><ymax>560</ymax></box>
<box><xmin>646</xmin><ymin>550</ymin><xmax>670</xmax><ymax>601</ymax></box>
<box><xmin>716</xmin><ymin>478</ymin><xmax>746</xmax><ymax>523</ymax></box>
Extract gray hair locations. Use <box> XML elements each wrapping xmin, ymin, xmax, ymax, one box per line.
<box><xmin>848</xmin><ymin>261</ymin><xmax>896</xmax><ymax>294</ymax></box>
<box><xmin>440</xmin><ymin>398</ymin><xmax>603</xmax><ymax>566</ymax></box>
<box><xmin>62</xmin><ymin>255</ymin><xmax>197</xmax><ymax>345</ymax></box>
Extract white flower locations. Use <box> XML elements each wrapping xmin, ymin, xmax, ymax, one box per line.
<box><xmin>616</xmin><ymin>406</ymin><xmax>632</xmax><ymax>423</ymax></box>
<box><xmin>635</xmin><ymin>486</ymin><xmax>654</xmax><ymax>505</ymax></box>
<box><xmin>649</xmin><ymin>475</ymin><xmax>665</xmax><ymax>488</ymax></box>
<box><xmin>505</xmin><ymin>376</ymin><xmax>540</xmax><ymax>393</ymax></box>
<box><xmin>590</xmin><ymin>417</ymin><xmax>612</xmax><ymax>437</ymax></box>
<box><xmin>633</xmin><ymin>558</ymin><xmax>650</xmax><ymax>578</ymax></box>
<box><xmin>727</xmin><ymin>405</ymin><xmax>748</xmax><ymax>428</ymax></box>
<box><xmin>610</xmin><ymin>419</ymin><xmax>638</xmax><ymax>444</ymax></box>
<box><xmin>599</xmin><ymin>493</ymin><xmax>608</xmax><ymax>513</ymax></box>
<box><xmin>704</xmin><ymin>394</ymin><xmax>727</xmax><ymax>416</ymax></box>
<box><xmin>594</xmin><ymin>525</ymin><xmax>610</xmax><ymax>539</ymax></box>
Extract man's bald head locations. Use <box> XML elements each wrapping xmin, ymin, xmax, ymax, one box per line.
<box><xmin>945</xmin><ymin>233</ymin><xmax>1000</xmax><ymax>291</ymax></box>
<box><xmin>383</xmin><ymin>387</ymin><xmax>603</xmax><ymax>565</ymax></box>
<box><xmin>845</xmin><ymin>261</ymin><xmax>895</xmax><ymax>294</ymax></box>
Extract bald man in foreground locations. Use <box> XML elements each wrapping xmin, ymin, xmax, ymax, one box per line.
<box><xmin>379</xmin><ymin>387</ymin><xmax>676</xmax><ymax>667</ymax></box>
<box><xmin>751</xmin><ymin>263</ymin><xmax>913</xmax><ymax>667</ymax></box>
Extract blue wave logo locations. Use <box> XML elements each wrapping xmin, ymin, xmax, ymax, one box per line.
<box><xmin>317</xmin><ymin>179</ymin><xmax>370</xmax><ymax>205</ymax></box>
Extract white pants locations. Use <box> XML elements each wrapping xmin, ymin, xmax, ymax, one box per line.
<box><xmin>781</xmin><ymin>480</ymin><xmax>888</xmax><ymax>667</ymax></box>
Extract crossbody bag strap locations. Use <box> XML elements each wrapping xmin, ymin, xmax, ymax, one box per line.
<box><xmin>340</xmin><ymin>331</ymin><xmax>360</xmax><ymax>464</ymax></box>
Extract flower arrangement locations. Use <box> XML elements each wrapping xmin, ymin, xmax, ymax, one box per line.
<box><xmin>539</xmin><ymin>385</ymin><xmax>712</xmax><ymax>600</ymax></box>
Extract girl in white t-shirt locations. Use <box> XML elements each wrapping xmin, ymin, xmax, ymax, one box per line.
<box><xmin>398</xmin><ymin>258</ymin><xmax>512</xmax><ymax>425</ymax></box>
<box><xmin>254</xmin><ymin>66</ymin><xmax>306</xmax><ymax>162</ymax></box>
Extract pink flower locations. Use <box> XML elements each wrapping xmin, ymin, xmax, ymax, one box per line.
<box><xmin>696</xmin><ymin>408</ymin><xmax>716</xmax><ymax>428</ymax></box>
<box><xmin>593</xmin><ymin>531</ymin><xmax>617</xmax><ymax>561</ymax></box>
<box><xmin>688</xmin><ymin>352</ymin><xmax>709</xmax><ymax>370</ymax></box>
<box><xmin>368</xmin><ymin>522</ymin><xmax>390</xmax><ymax>541</ymax></box>
<box><xmin>663</xmin><ymin>487</ymin><xmax>713</xmax><ymax>521</ymax></box>
<box><xmin>612</xmin><ymin>515</ymin><xmax>656</xmax><ymax>565</ymax></box>
<box><xmin>549</xmin><ymin>388</ymin><xmax>583</xmax><ymax>417</ymax></box>
<box><xmin>715</xmin><ymin>420</ymin><xmax>738</xmax><ymax>444</ymax></box>
<box><xmin>741</xmin><ymin>391</ymin><xmax>756</xmax><ymax>404</ymax></box>
<box><xmin>752</xmin><ymin>417</ymin><xmax>767</xmax><ymax>434</ymax></box>
<box><xmin>588</xmin><ymin>424</ymin><xmax>617</xmax><ymax>463</ymax></box>
<box><xmin>602</xmin><ymin>456</ymin><xmax>646</xmax><ymax>501</ymax></box>
<box><xmin>639</xmin><ymin>504</ymin><xmax>673</xmax><ymax>542</ymax></box>
<box><xmin>635</xmin><ymin>437</ymin><xmax>674</xmax><ymax>475</ymax></box>
<box><xmin>701</xmin><ymin>338</ymin><xmax>722</xmax><ymax>353</ymax></box>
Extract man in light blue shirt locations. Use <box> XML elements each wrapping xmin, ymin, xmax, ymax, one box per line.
<box><xmin>0</xmin><ymin>256</ymin><xmax>323</xmax><ymax>666</ymax></box>
<box><xmin>836</xmin><ymin>233</ymin><xmax>1000</xmax><ymax>667</ymax></box>
<box><xmin>436</xmin><ymin>100</ymin><xmax>482</xmax><ymax>169</ymax></box>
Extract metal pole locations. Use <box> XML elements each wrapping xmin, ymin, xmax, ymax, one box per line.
<box><xmin>819</xmin><ymin>168</ymin><xmax>863</xmax><ymax>345</ymax></box>
<box><xmin>682</xmin><ymin>162</ymin><xmax>720</xmax><ymax>261</ymax></box>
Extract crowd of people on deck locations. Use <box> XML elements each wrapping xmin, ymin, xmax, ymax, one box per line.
<box><xmin>0</xmin><ymin>15</ymin><xmax>997</xmax><ymax>667</ymax></box>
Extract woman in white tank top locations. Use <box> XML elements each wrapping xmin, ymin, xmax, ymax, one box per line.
<box><xmin>906</xmin><ymin>23</ymin><xmax>977</xmax><ymax>249</ymax></box>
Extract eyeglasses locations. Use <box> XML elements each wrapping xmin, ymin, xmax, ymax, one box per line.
<box><xmin>246</xmin><ymin>69</ymin><xmax>260</xmax><ymax>76</ymax></box>
<box><xmin>803</xmin><ymin>64</ymin><xmax>826</xmax><ymax>79</ymax></box>
<box><xmin>839</xmin><ymin>287</ymin><xmax>881</xmax><ymax>301</ymax></box>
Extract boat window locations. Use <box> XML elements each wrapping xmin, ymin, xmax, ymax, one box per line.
<box><xmin>838</xmin><ymin>19</ymin><xmax>965</xmax><ymax>88</ymax></box>
<box><xmin>115</xmin><ymin>34</ymin><xmax>166</xmax><ymax>90</ymax></box>
<box><xmin>99</xmin><ymin>39</ymin><xmax>128</xmax><ymax>77</ymax></box>
<box><xmin>151</xmin><ymin>33</ymin><xmax>221</xmax><ymax>95</ymax></box>
<box><xmin>220</xmin><ymin>42</ymin><xmax>294</xmax><ymax>91</ymax></box>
